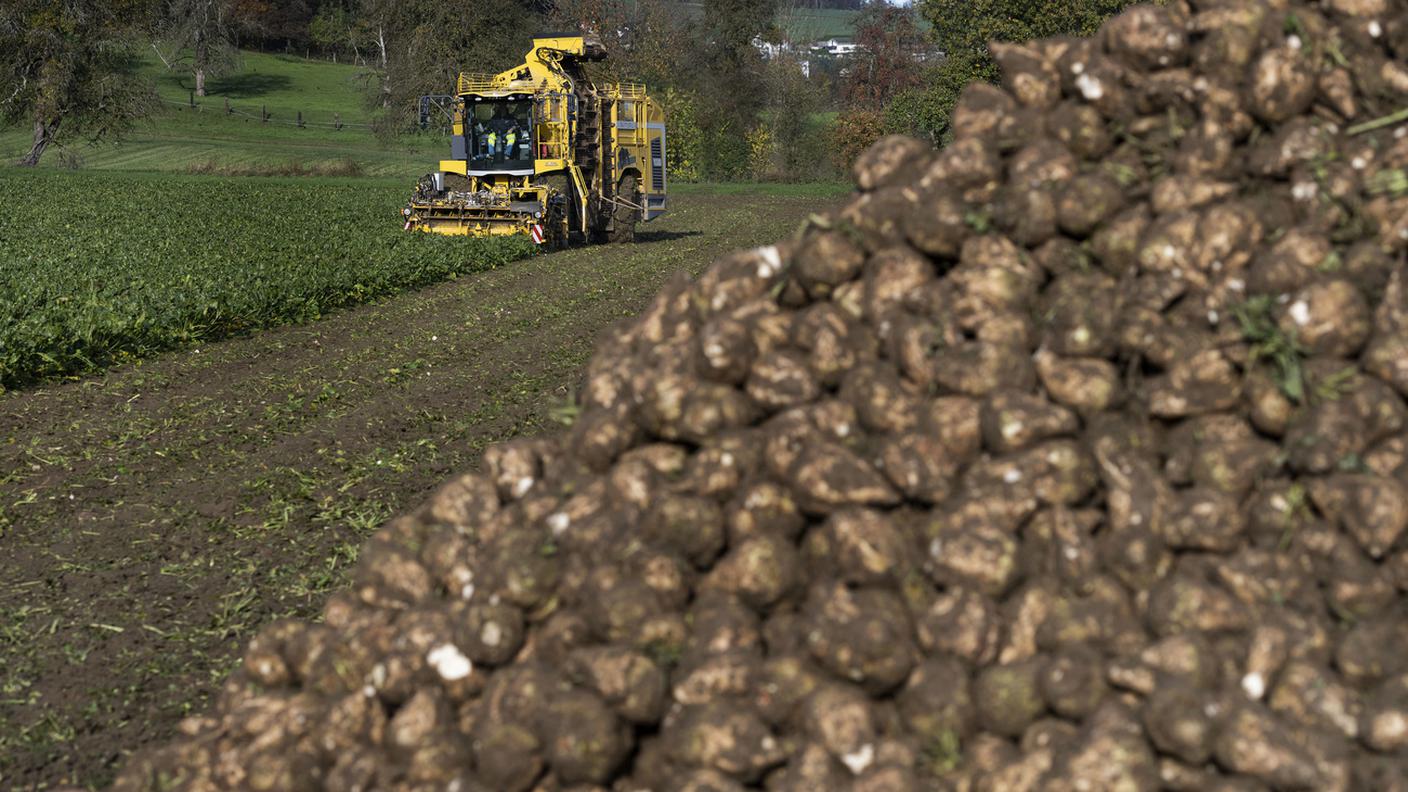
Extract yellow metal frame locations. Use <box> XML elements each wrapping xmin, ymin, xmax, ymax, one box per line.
<box><xmin>409</xmin><ymin>35</ymin><xmax>666</xmax><ymax>240</ymax></box>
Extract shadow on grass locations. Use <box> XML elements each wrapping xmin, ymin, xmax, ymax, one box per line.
<box><xmin>636</xmin><ymin>229</ymin><xmax>704</xmax><ymax>244</ymax></box>
<box><xmin>203</xmin><ymin>73</ymin><xmax>294</xmax><ymax>100</ymax></box>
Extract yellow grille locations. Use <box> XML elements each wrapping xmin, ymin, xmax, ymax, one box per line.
<box><xmin>457</xmin><ymin>72</ymin><xmax>529</xmax><ymax>94</ymax></box>
<box><xmin>457</xmin><ymin>73</ymin><xmax>492</xmax><ymax>93</ymax></box>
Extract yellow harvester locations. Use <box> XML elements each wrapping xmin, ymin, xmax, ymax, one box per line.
<box><xmin>403</xmin><ymin>35</ymin><xmax>667</xmax><ymax>246</ymax></box>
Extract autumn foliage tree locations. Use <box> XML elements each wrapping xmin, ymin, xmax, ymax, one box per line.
<box><xmin>825</xmin><ymin>0</ymin><xmax>924</xmax><ymax>170</ymax></box>
<box><xmin>842</xmin><ymin>0</ymin><xmax>924</xmax><ymax>110</ymax></box>
<box><xmin>686</xmin><ymin>0</ymin><xmax>779</xmax><ymax>179</ymax></box>
<box><xmin>308</xmin><ymin>3</ymin><xmax>369</xmax><ymax>63</ymax></box>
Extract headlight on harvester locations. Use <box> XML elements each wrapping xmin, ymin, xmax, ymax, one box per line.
<box><xmin>402</xmin><ymin>207</ymin><xmax>412</xmax><ymax>217</ymax></box>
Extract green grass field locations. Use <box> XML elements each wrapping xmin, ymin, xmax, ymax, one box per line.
<box><xmin>0</xmin><ymin>169</ymin><xmax>535</xmax><ymax>389</ymax></box>
<box><xmin>779</xmin><ymin>6</ymin><xmax>862</xmax><ymax>41</ymax></box>
<box><xmin>0</xmin><ymin>8</ymin><xmax>879</xmax><ymax>177</ymax></box>
<box><xmin>147</xmin><ymin>50</ymin><xmax>377</xmax><ymax>122</ymax></box>
<box><xmin>0</xmin><ymin>2</ymin><xmax>874</xmax><ymax>175</ymax></box>
<box><xmin>0</xmin><ymin>50</ymin><xmax>441</xmax><ymax>176</ymax></box>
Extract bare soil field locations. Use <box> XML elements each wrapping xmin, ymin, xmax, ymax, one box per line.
<box><xmin>0</xmin><ymin>183</ymin><xmax>842</xmax><ymax>789</ymax></box>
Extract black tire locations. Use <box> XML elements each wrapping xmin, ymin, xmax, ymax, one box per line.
<box><xmin>608</xmin><ymin>173</ymin><xmax>639</xmax><ymax>244</ymax></box>
<box><xmin>546</xmin><ymin>199</ymin><xmax>569</xmax><ymax>250</ymax></box>
<box><xmin>541</xmin><ymin>174</ymin><xmax>576</xmax><ymax>248</ymax></box>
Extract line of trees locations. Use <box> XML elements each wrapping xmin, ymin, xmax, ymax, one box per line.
<box><xmin>2</xmin><ymin>0</ymin><xmax>1139</xmax><ymax>174</ymax></box>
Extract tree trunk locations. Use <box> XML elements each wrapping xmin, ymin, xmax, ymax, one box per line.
<box><xmin>377</xmin><ymin>25</ymin><xmax>391</xmax><ymax>109</ymax></box>
<box><xmin>18</xmin><ymin>118</ymin><xmax>57</xmax><ymax>167</ymax></box>
<box><xmin>195</xmin><ymin>34</ymin><xmax>208</xmax><ymax>96</ymax></box>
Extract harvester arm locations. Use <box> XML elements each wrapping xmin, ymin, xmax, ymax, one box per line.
<box><xmin>489</xmin><ymin>36</ymin><xmax>606</xmax><ymax>89</ymax></box>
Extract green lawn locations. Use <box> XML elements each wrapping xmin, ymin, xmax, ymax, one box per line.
<box><xmin>780</xmin><ymin>6</ymin><xmax>861</xmax><ymax>42</ymax></box>
<box><xmin>0</xmin><ymin>50</ymin><xmax>442</xmax><ymax>177</ymax></box>
<box><xmin>670</xmin><ymin>3</ymin><xmax>868</xmax><ymax>43</ymax></box>
<box><xmin>0</xmin><ymin>37</ymin><xmax>862</xmax><ymax>177</ymax></box>
<box><xmin>146</xmin><ymin>50</ymin><xmax>377</xmax><ymax>123</ymax></box>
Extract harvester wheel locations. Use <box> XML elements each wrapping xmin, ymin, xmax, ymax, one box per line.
<box><xmin>545</xmin><ymin>198</ymin><xmax>569</xmax><ymax>250</ymax></box>
<box><xmin>608</xmin><ymin>174</ymin><xmax>639</xmax><ymax>244</ymax></box>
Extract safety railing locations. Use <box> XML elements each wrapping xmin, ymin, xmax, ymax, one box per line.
<box><xmin>614</xmin><ymin>83</ymin><xmax>648</xmax><ymax>100</ymax></box>
<box><xmin>457</xmin><ymin>73</ymin><xmax>504</xmax><ymax>94</ymax></box>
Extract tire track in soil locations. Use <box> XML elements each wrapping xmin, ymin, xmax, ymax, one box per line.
<box><xmin>0</xmin><ymin>186</ymin><xmax>839</xmax><ymax>788</ymax></box>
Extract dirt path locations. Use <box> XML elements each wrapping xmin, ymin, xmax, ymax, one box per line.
<box><xmin>0</xmin><ymin>184</ymin><xmax>839</xmax><ymax>789</ymax></box>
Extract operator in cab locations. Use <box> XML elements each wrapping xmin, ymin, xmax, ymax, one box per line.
<box><xmin>488</xmin><ymin>106</ymin><xmax>514</xmax><ymax>163</ymax></box>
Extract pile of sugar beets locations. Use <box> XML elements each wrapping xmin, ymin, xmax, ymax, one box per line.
<box><xmin>117</xmin><ymin>1</ymin><xmax>1408</xmax><ymax>789</ymax></box>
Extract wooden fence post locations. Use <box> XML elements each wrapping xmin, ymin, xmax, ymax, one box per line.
<box><xmin>297</xmin><ymin>111</ymin><xmax>305</xmax><ymax>129</ymax></box>
<box><xmin>262</xmin><ymin>105</ymin><xmax>268</xmax><ymax>123</ymax></box>
<box><xmin>189</xmin><ymin>90</ymin><xmax>195</xmax><ymax>108</ymax></box>
<box><xmin>335</xmin><ymin>113</ymin><xmax>342</xmax><ymax>131</ymax></box>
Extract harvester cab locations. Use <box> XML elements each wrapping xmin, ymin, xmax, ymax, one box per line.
<box><xmin>403</xmin><ymin>35</ymin><xmax>667</xmax><ymax>247</ymax></box>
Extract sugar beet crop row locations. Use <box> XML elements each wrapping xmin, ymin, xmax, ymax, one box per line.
<box><xmin>0</xmin><ymin>171</ymin><xmax>536</xmax><ymax>389</ymax></box>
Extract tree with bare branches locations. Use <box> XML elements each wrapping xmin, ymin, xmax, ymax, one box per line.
<box><xmin>356</xmin><ymin>0</ymin><xmax>536</xmax><ymax>129</ymax></box>
<box><xmin>155</xmin><ymin>0</ymin><xmax>239</xmax><ymax>96</ymax></box>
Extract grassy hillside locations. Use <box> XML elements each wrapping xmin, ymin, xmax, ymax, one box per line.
<box><xmin>146</xmin><ymin>50</ymin><xmax>376</xmax><ymax>122</ymax></box>
<box><xmin>0</xmin><ymin>50</ymin><xmax>441</xmax><ymax>177</ymax></box>
<box><xmin>669</xmin><ymin>2</ymin><xmax>860</xmax><ymax>42</ymax></box>
<box><xmin>779</xmin><ymin>6</ymin><xmax>861</xmax><ymax>42</ymax></box>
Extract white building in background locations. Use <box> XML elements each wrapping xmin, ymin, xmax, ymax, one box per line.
<box><xmin>752</xmin><ymin>35</ymin><xmax>812</xmax><ymax>77</ymax></box>
<box><xmin>753</xmin><ymin>35</ymin><xmax>867</xmax><ymax>60</ymax></box>
<box><xmin>753</xmin><ymin>36</ymin><xmax>796</xmax><ymax>60</ymax></box>
<box><xmin>752</xmin><ymin>31</ymin><xmax>865</xmax><ymax>76</ymax></box>
<box><xmin>812</xmin><ymin>38</ymin><xmax>860</xmax><ymax>57</ymax></box>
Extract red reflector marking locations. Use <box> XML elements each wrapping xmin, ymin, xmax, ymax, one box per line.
<box><xmin>530</xmin><ymin>224</ymin><xmax>544</xmax><ymax>244</ymax></box>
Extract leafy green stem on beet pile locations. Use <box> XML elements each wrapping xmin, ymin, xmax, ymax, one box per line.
<box><xmin>1232</xmin><ymin>295</ymin><xmax>1306</xmax><ymax>403</ymax></box>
